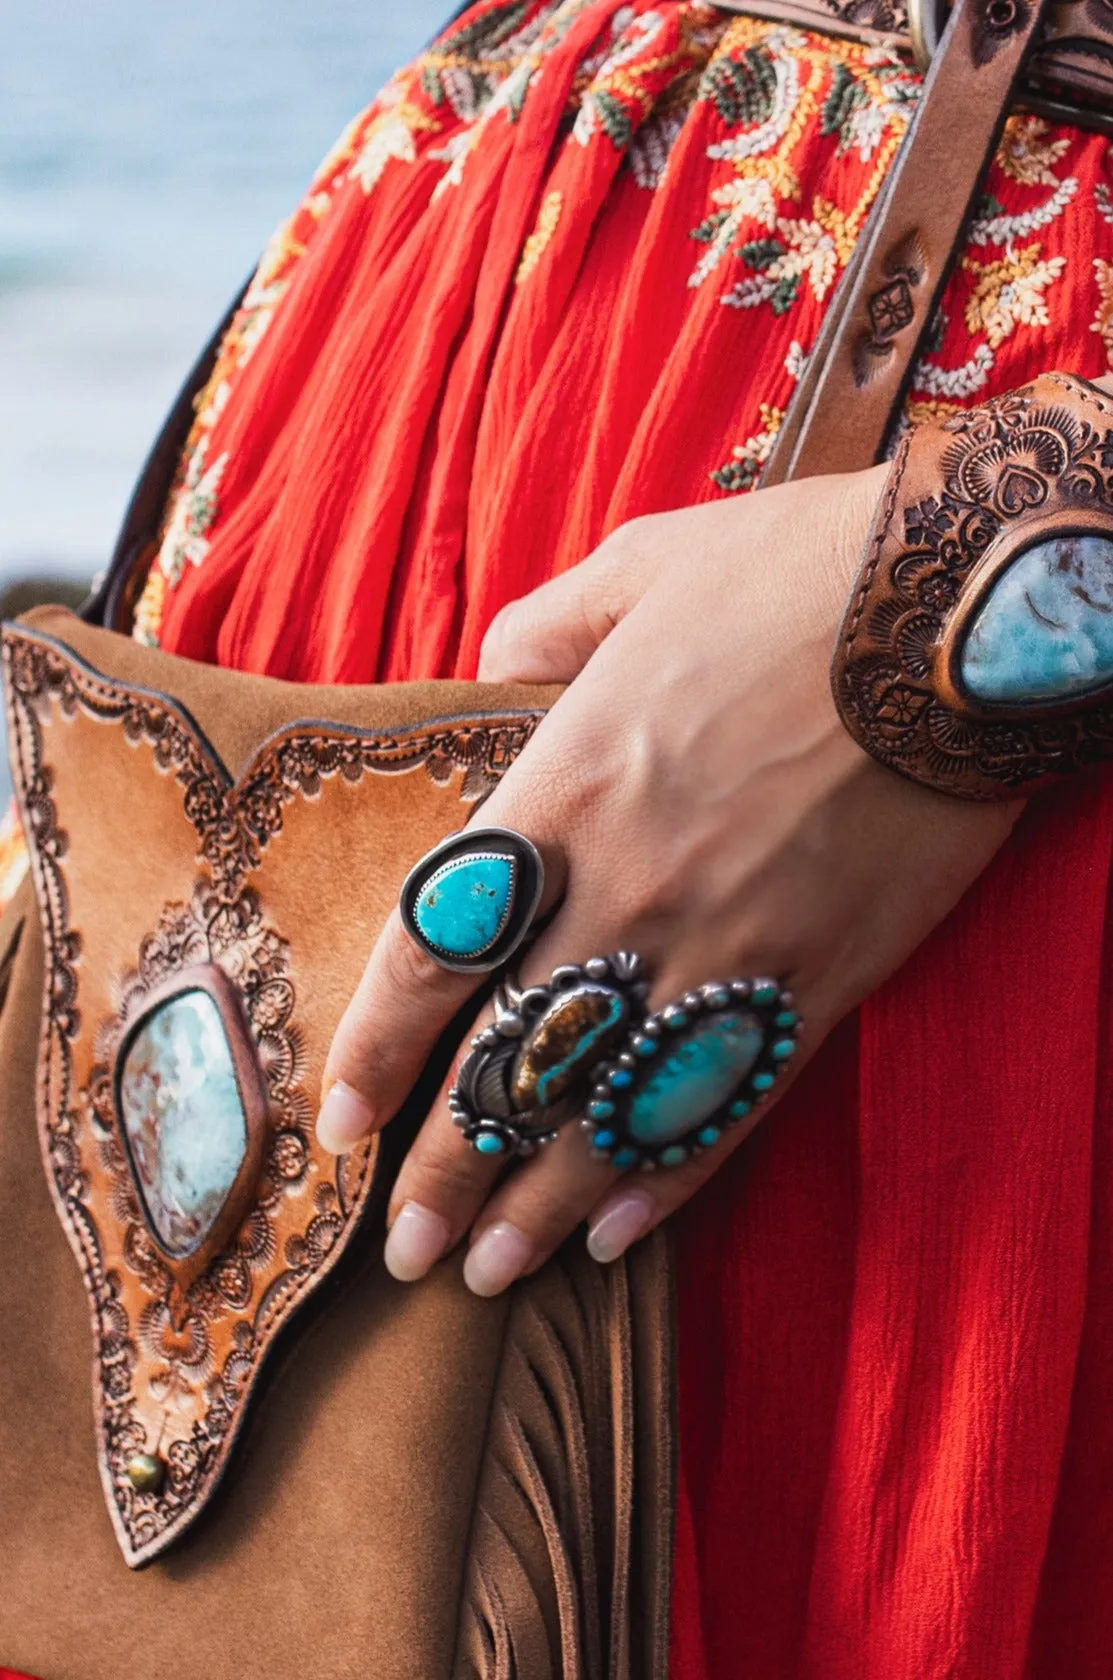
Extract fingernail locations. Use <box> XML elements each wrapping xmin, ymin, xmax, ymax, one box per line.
<box><xmin>463</xmin><ymin>1222</ymin><xmax>534</xmax><ymax>1298</ymax></box>
<box><xmin>586</xmin><ymin>1189</ymin><xmax>654</xmax><ymax>1265</ymax></box>
<box><xmin>316</xmin><ymin>1081</ymin><xmax>375</xmax><ymax>1153</ymax></box>
<box><xmin>384</xmin><ymin>1203</ymin><xmax>451</xmax><ymax>1283</ymax></box>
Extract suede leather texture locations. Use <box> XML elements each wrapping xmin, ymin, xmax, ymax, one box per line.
<box><xmin>0</xmin><ymin>609</ymin><xmax>673</xmax><ymax>1680</ymax></box>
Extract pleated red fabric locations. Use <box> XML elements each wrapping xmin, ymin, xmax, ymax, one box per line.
<box><xmin>119</xmin><ymin>2</ymin><xmax>1113</xmax><ymax>1673</ymax></box>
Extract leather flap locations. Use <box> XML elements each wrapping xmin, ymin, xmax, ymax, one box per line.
<box><xmin>3</xmin><ymin>609</ymin><xmax>557</xmax><ymax>1566</ymax></box>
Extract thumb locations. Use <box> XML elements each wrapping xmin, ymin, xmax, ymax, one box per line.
<box><xmin>477</xmin><ymin>523</ymin><xmax>650</xmax><ymax>683</ymax></box>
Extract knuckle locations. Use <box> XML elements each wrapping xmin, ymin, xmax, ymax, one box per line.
<box><xmin>479</xmin><ymin>603</ymin><xmax>519</xmax><ymax>677</ymax></box>
<box><xmin>382</xmin><ymin>916</ymin><xmax>458</xmax><ymax>999</ymax></box>
<box><xmin>404</xmin><ymin>1135</ymin><xmax>490</xmax><ymax>1216</ymax></box>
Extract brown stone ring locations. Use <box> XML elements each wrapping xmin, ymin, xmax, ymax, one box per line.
<box><xmin>448</xmin><ymin>954</ymin><xmax>651</xmax><ymax>1159</ymax></box>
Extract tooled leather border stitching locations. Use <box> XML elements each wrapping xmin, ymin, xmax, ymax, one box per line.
<box><xmin>3</xmin><ymin>626</ymin><xmax>544</xmax><ymax>1564</ymax></box>
<box><xmin>833</xmin><ymin>373</ymin><xmax>1113</xmax><ymax>799</ymax></box>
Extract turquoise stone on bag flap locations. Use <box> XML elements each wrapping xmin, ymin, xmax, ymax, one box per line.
<box><xmin>414</xmin><ymin>853</ymin><xmax>515</xmax><ymax>959</ymax></box>
<box><xmin>627</xmin><ymin>1010</ymin><xmax>764</xmax><ymax>1146</ymax></box>
<box><xmin>119</xmin><ymin>990</ymin><xmax>248</xmax><ymax>1258</ymax></box>
<box><xmin>961</xmin><ymin>533</ymin><xmax>1113</xmax><ymax>704</ymax></box>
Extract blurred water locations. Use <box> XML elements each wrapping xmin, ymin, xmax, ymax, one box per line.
<box><xmin>0</xmin><ymin>0</ymin><xmax>449</xmax><ymax>585</ymax></box>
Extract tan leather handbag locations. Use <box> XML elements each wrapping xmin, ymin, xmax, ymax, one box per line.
<box><xmin>0</xmin><ymin>606</ymin><xmax>673</xmax><ymax>1680</ymax></box>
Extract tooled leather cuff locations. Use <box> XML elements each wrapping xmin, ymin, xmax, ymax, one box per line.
<box><xmin>832</xmin><ymin>373</ymin><xmax>1113</xmax><ymax>802</ymax></box>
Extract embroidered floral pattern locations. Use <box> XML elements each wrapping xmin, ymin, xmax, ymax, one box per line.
<box><xmin>1093</xmin><ymin>258</ymin><xmax>1113</xmax><ymax>366</ymax></box>
<box><xmin>712</xmin><ymin>402</ymin><xmax>785</xmax><ymax>491</ymax></box>
<box><xmin>962</xmin><ymin>244</ymin><xmax>1067</xmax><ymax>349</ymax></box>
<box><xmin>125</xmin><ymin>0</ymin><xmax>1113</xmax><ymax>659</ymax></box>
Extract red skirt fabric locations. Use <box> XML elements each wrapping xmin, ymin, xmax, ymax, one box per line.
<box><xmin>115</xmin><ymin>2</ymin><xmax>1113</xmax><ymax>1674</ymax></box>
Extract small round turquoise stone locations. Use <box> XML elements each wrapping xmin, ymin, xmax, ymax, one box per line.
<box><xmin>771</xmin><ymin>1038</ymin><xmax>797</xmax><ymax>1061</ymax></box>
<box><xmin>612</xmin><ymin>1147</ymin><xmax>639</xmax><ymax>1169</ymax></box>
<box><xmin>626</xmin><ymin>1010</ymin><xmax>763</xmax><ymax>1146</ymax></box>
<box><xmin>751</xmin><ymin>981</ymin><xmax>778</xmax><ymax>1006</ymax></box>
<box><xmin>752</xmin><ymin>1071</ymin><xmax>776</xmax><ymax>1092</ymax></box>
<box><xmin>633</xmin><ymin>1037</ymin><xmax>658</xmax><ymax>1058</ymax></box>
<box><xmin>592</xmin><ymin>1129</ymin><xmax>617</xmax><ymax>1150</ymax></box>
<box><xmin>659</xmin><ymin>1145</ymin><xmax>688</xmax><ymax>1167</ymax></box>
<box><xmin>475</xmin><ymin>1133</ymin><xmax>506</xmax><ymax>1155</ymax></box>
<box><xmin>729</xmin><ymin>1099</ymin><xmax>752</xmax><ymax>1120</ymax></box>
<box><xmin>608</xmin><ymin>1069</ymin><xmax>634</xmax><ymax>1089</ymax></box>
<box><xmin>697</xmin><ymin>1126</ymin><xmax>721</xmax><ymax>1147</ymax></box>
<box><xmin>587</xmin><ymin>1099</ymin><xmax>616</xmax><ymax>1121</ymax></box>
<box><xmin>414</xmin><ymin>853</ymin><xmax>515</xmax><ymax>959</ymax></box>
<box><xmin>775</xmin><ymin>1011</ymin><xmax>797</xmax><ymax>1029</ymax></box>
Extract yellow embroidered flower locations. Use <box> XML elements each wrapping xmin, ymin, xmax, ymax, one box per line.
<box><xmin>995</xmin><ymin>114</ymin><xmax>1072</xmax><ymax>187</ymax></box>
<box><xmin>904</xmin><ymin>397</ymin><xmax>964</xmax><ymax>427</ymax></box>
<box><xmin>962</xmin><ymin>243</ymin><xmax>1066</xmax><ymax>349</ymax></box>
<box><xmin>516</xmin><ymin>190</ymin><xmax>564</xmax><ymax>285</ymax></box>
<box><xmin>1092</xmin><ymin>258</ymin><xmax>1113</xmax><ymax>366</ymax></box>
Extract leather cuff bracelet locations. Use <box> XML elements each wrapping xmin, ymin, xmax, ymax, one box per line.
<box><xmin>832</xmin><ymin>373</ymin><xmax>1113</xmax><ymax>802</ymax></box>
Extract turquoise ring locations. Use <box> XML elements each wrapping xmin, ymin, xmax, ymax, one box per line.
<box><xmin>400</xmin><ymin>827</ymin><xmax>547</xmax><ymax>974</ymax></box>
<box><xmin>449</xmin><ymin>953</ymin><xmax>650</xmax><ymax>1157</ymax></box>
<box><xmin>582</xmin><ymin>978</ymin><xmax>801</xmax><ymax>1170</ymax></box>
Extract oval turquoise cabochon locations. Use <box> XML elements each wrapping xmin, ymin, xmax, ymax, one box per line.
<box><xmin>627</xmin><ymin>1010</ymin><xmax>764</xmax><ymax>1146</ymax></box>
<box><xmin>118</xmin><ymin>989</ymin><xmax>248</xmax><ymax>1258</ymax></box>
<box><xmin>961</xmin><ymin>533</ymin><xmax>1113</xmax><ymax>705</ymax></box>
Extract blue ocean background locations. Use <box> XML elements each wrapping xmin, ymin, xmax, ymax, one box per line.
<box><xmin>0</xmin><ymin>0</ymin><xmax>449</xmax><ymax>588</ymax></box>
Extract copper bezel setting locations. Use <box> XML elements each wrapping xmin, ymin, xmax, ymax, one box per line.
<box><xmin>112</xmin><ymin>962</ymin><xmax>271</xmax><ymax>1290</ymax></box>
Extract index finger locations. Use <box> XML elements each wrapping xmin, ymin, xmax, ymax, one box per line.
<box><xmin>317</xmin><ymin>821</ymin><xmax>565</xmax><ymax>1152</ymax></box>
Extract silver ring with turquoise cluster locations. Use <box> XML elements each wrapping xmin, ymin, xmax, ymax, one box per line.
<box><xmin>449</xmin><ymin>953</ymin><xmax>650</xmax><ymax>1159</ymax></box>
<box><xmin>582</xmin><ymin>978</ymin><xmax>801</xmax><ymax>1170</ymax></box>
<box><xmin>399</xmin><ymin>827</ymin><xmax>547</xmax><ymax>974</ymax></box>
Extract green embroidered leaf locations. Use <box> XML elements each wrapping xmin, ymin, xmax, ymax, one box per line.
<box><xmin>422</xmin><ymin>66</ymin><xmax>446</xmax><ymax>106</ymax></box>
<box><xmin>691</xmin><ymin>209</ymin><xmax>730</xmax><ymax>245</ymax></box>
<box><xmin>593</xmin><ymin>89</ymin><xmax>634</xmax><ymax>151</ymax></box>
<box><xmin>700</xmin><ymin>47</ymin><xmax>777</xmax><ymax>128</ymax></box>
<box><xmin>712</xmin><ymin>457</ymin><xmax>760</xmax><ymax>493</ymax></box>
<box><xmin>972</xmin><ymin>193</ymin><xmax>1005</xmax><ymax>221</ymax></box>
<box><xmin>440</xmin><ymin>0</ymin><xmax>533</xmax><ymax>59</ymax></box>
<box><xmin>821</xmin><ymin>63</ymin><xmax>867</xmax><ymax>152</ymax></box>
<box><xmin>740</xmin><ymin>237</ymin><xmax>784</xmax><ymax>272</ymax></box>
<box><xmin>770</xmin><ymin>275</ymin><xmax>800</xmax><ymax>315</ymax></box>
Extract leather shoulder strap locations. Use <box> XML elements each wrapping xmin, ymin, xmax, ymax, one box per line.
<box><xmin>761</xmin><ymin>0</ymin><xmax>1052</xmax><ymax>485</ymax></box>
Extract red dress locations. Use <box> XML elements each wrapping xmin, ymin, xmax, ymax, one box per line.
<box><xmin>59</xmin><ymin>1</ymin><xmax>1113</xmax><ymax>1673</ymax></box>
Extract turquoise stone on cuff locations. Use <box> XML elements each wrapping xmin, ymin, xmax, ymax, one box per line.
<box><xmin>626</xmin><ymin>1010</ymin><xmax>764</xmax><ymax>1146</ymax></box>
<box><xmin>772</xmin><ymin>1038</ymin><xmax>797</xmax><ymax>1060</ymax></box>
<box><xmin>659</xmin><ymin>1145</ymin><xmax>688</xmax><ymax>1167</ymax></box>
<box><xmin>612</xmin><ymin>1148</ymin><xmax>639</xmax><ymax>1169</ymax></box>
<box><xmin>475</xmin><ymin>1133</ymin><xmax>506</xmax><ymax>1156</ymax></box>
<box><xmin>118</xmin><ymin>989</ymin><xmax>248</xmax><ymax>1258</ymax></box>
<box><xmin>752</xmin><ymin>1071</ymin><xmax>776</xmax><ymax>1092</ymax></box>
<box><xmin>961</xmin><ymin>533</ymin><xmax>1113</xmax><ymax>704</ymax></box>
<box><xmin>414</xmin><ymin>853</ymin><xmax>515</xmax><ymax>959</ymax></box>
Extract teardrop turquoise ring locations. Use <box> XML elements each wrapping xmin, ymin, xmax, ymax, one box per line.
<box><xmin>581</xmin><ymin>978</ymin><xmax>801</xmax><ymax>1170</ymax></box>
<box><xmin>449</xmin><ymin>953</ymin><xmax>651</xmax><ymax>1157</ymax></box>
<box><xmin>400</xmin><ymin>827</ymin><xmax>548</xmax><ymax>974</ymax></box>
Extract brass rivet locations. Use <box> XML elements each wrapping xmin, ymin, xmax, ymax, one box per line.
<box><xmin>126</xmin><ymin>1452</ymin><xmax>165</xmax><ymax>1494</ymax></box>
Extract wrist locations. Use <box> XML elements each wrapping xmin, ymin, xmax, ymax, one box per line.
<box><xmin>832</xmin><ymin>373</ymin><xmax>1113</xmax><ymax>801</ymax></box>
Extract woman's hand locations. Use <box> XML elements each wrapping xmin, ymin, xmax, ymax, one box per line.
<box><xmin>317</xmin><ymin>464</ymin><xmax>1020</xmax><ymax>1294</ymax></box>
